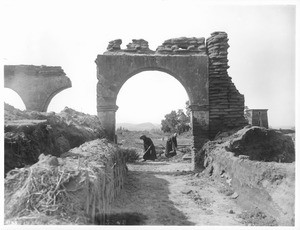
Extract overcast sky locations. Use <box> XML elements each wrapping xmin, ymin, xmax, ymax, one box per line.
<box><xmin>1</xmin><ymin>0</ymin><xmax>297</xmax><ymax>128</ymax></box>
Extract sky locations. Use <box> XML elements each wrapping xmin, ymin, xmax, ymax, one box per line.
<box><xmin>0</xmin><ymin>0</ymin><xmax>298</xmax><ymax>128</ymax></box>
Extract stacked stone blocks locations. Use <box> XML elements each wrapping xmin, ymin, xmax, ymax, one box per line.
<box><xmin>207</xmin><ymin>32</ymin><xmax>248</xmax><ymax>138</ymax></box>
<box><xmin>106</xmin><ymin>39</ymin><xmax>154</xmax><ymax>54</ymax></box>
<box><xmin>101</xmin><ymin>32</ymin><xmax>248</xmax><ymax>141</ymax></box>
<box><xmin>156</xmin><ymin>37</ymin><xmax>206</xmax><ymax>55</ymax></box>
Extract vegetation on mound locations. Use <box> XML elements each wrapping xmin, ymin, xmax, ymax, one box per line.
<box><xmin>228</xmin><ymin>126</ymin><xmax>295</xmax><ymax>162</ymax></box>
<box><xmin>118</xmin><ymin>148</ymin><xmax>140</xmax><ymax>163</ymax></box>
<box><xmin>5</xmin><ymin>155</ymin><xmax>89</xmax><ymax>224</ymax></box>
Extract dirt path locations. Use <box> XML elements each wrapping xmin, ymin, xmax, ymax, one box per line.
<box><xmin>110</xmin><ymin>161</ymin><xmax>246</xmax><ymax>226</ymax></box>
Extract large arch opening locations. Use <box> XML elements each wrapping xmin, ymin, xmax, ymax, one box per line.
<box><xmin>47</xmin><ymin>88</ymin><xmax>73</xmax><ymax>113</ymax></box>
<box><xmin>115</xmin><ymin>70</ymin><xmax>191</xmax><ymax>159</ymax></box>
<box><xmin>116</xmin><ymin>71</ymin><xmax>189</xmax><ymax>126</ymax></box>
<box><xmin>3</xmin><ymin>88</ymin><xmax>26</xmax><ymax>110</ymax></box>
<box><xmin>96</xmin><ymin>52</ymin><xmax>210</xmax><ymax>171</ymax></box>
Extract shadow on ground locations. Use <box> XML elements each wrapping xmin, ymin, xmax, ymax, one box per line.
<box><xmin>131</xmin><ymin>161</ymin><xmax>169</xmax><ymax>166</ymax></box>
<box><xmin>107</xmin><ymin>169</ymin><xmax>195</xmax><ymax>225</ymax></box>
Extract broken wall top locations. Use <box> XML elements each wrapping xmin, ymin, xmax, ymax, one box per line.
<box><xmin>104</xmin><ymin>36</ymin><xmax>207</xmax><ymax>55</ymax></box>
<box><xmin>4</xmin><ymin>65</ymin><xmax>66</xmax><ymax>77</ymax></box>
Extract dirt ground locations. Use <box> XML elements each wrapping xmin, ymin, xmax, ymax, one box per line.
<box><xmin>111</xmin><ymin>130</ymin><xmax>246</xmax><ymax>225</ymax></box>
<box><xmin>110</xmin><ymin>160</ymin><xmax>247</xmax><ymax>226</ymax></box>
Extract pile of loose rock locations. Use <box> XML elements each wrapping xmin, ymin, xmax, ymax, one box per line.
<box><xmin>125</xmin><ymin>39</ymin><xmax>153</xmax><ymax>53</ymax></box>
<box><xmin>156</xmin><ymin>37</ymin><xmax>206</xmax><ymax>55</ymax></box>
<box><xmin>106</xmin><ymin>39</ymin><xmax>154</xmax><ymax>54</ymax></box>
<box><xmin>106</xmin><ymin>39</ymin><xmax>122</xmax><ymax>51</ymax></box>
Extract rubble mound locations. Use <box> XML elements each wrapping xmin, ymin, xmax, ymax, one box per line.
<box><xmin>125</xmin><ymin>39</ymin><xmax>153</xmax><ymax>53</ymax></box>
<box><xmin>4</xmin><ymin>103</ymin><xmax>106</xmax><ymax>174</ymax></box>
<box><xmin>5</xmin><ymin>139</ymin><xmax>127</xmax><ymax>225</ymax></box>
<box><xmin>199</xmin><ymin>126</ymin><xmax>295</xmax><ymax>225</ymax></box>
<box><xmin>227</xmin><ymin>126</ymin><xmax>295</xmax><ymax>162</ymax></box>
<box><xmin>106</xmin><ymin>39</ymin><xmax>122</xmax><ymax>51</ymax></box>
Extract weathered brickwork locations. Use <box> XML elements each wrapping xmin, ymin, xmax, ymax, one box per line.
<box><xmin>207</xmin><ymin>32</ymin><xmax>248</xmax><ymax>138</ymax></box>
<box><xmin>96</xmin><ymin>32</ymin><xmax>247</xmax><ymax>171</ymax></box>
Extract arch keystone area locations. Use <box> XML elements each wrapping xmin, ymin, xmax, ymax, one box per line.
<box><xmin>4</xmin><ymin>65</ymin><xmax>72</xmax><ymax>112</ymax></box>
<box><xmin>96</xmin><ymin>34</ymin><xmax>248</xmax><ymax>170</ymax></box>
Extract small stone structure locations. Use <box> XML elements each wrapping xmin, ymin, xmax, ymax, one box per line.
<box><xmin>96</xmin><ymin>32</ymin><xmax>248</xmax><ymax>171</ymax></box>
<box><xmin>245</xmin><ymin>109</ymin><xmax>269</xmax><ymax>128</ymax></box>
<box><xmin>4</xmin><ymin>65</ymin><xmax>72</xmax><ymax>112</ymax></box>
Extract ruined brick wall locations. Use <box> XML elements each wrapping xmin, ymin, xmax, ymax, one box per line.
<box><xmin>98</xmin><ymin>32</ymin><xmax>247</xmax><ymax>145</ymax></box>
<box><xmin>207</xmin><ymin>32</ymin><xmax>248</xmax><ymax>138</ymax></box>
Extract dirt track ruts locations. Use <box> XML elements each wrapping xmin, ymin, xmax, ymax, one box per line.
<box><xmin>110</xmin><ymin>161</ymin><xmax>246</xmax><ymax>225</ymax></box>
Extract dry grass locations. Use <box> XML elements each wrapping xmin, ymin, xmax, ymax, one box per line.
<box><xmin>4</xmin><ymin>139</ymin><xmax>126</xmax><ymax>225</ymax></box>
<box><xmin>5</xmin><ymin>161</ymin><xmax>88</xmax><ymax>224</ymax></box>
<box><xmin>118</xmin><ymin>148</ymin><xmax>140</xmax><ymax>163</ymax></box>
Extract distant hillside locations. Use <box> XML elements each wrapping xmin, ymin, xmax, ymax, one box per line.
<box><xmin>117</xmin><ymin>122</ymin><xmax>161</xmax><ymax>131</ymax></box>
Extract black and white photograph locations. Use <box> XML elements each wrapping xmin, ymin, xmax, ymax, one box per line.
<box><xmin>1</xmin><ymin>0</ymin><xmax>298</xmax><ymax>229</ymax></box>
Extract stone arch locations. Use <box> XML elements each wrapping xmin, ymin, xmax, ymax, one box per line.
<box><xmin>4</xmin><ymin>65</ymin><xmax>72</xmax><ymax>112</ymax></box>
<box><xmin>96</xmin><ymin>35</ymin><xmax>248</xmax><ymax>170</ymax></box>
<box><xmin>96</xmin><ymin>53</ymin><xmax>209</xmax><ymax>134</ymax></box>
<box><xmin>41</xmin><ymin>86</ymin><xmax>71</xmax><ymax>112</ymax></box>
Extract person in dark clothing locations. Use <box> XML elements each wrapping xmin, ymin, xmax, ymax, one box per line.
<box><xmin>165</xmin><ymin>133</ymin><xmax>178</xmax><ymax>158</ymax></box>
<box><xmin>140</xmin><ymin>135</ymin><xmax>157</xmax><ymax>161</ymax></box>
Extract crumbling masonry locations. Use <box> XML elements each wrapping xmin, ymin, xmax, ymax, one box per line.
<box><xmin>4</xmin><ymin>65</ymin><xmax>72</xmax><ymax>112</ymax></box>
<box><xmin>207</xmin><ymin>32</ymin><xmax>247</xmax><ymax>138</ymax></box>
<box><xmin>96</xmin><ymin>31</ymin><xmax>248</xmax><ymax>170</ymax></box>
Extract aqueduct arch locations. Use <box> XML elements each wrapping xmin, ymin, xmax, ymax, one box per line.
<box><xmin>3</xmin><ymin>88</ymin><xmax>26</xmax><ymax>110</ymax></box>
<box><xmin>96</xmin><ymin>32</ymin><xmax>248</xmax><ymax>170</ymax></box>
<box><xmin>4</xmin><ymin>65</ymin><xmax>72</xmax><ymax>112</ymax></box>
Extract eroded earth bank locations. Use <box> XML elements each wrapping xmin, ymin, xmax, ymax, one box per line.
<box><xmin>4</xmin><ymin>105</ymin><xmax>295</xmax><ymax>226</ymax></box>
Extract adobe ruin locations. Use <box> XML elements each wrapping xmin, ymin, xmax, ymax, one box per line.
<box><xmin>95</xmin><ymin>32</ymin><xmax>248</xmax><ymax>170</ymax></box>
